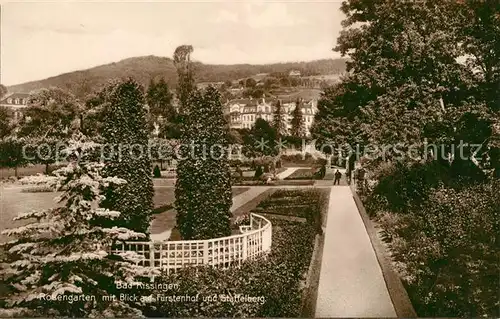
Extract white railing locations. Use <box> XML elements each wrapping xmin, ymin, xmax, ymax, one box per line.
<box><xmin>111</xmin><ymin>213</ymin><xmax>272</xmax><ymax>274</ymax></box>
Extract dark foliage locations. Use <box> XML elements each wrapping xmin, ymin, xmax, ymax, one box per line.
<box><xmin>254</xmin><ymin>166</ymin><xmax>264</xmax><ymax>180</ymax></box>
<box><xmin>175</xmin><ymin>86</ymin><xmax>232</xmax><ymax>240</ymax></box>
<box><xmin>100</xmin><ymin>78</ymin><xmax>154</xmax><ymax>234</ymax></box>
<box><xmin>153</xmin><ymin>165</ymin><xmax>161</xmax><ymax>178</ymax></box>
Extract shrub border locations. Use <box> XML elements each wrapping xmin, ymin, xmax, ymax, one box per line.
<box><xmin>350</xmin><ymin>185</ymin><xmax>417</xmax><ymax>317</ymax></box>
<box><xmin>300</xmin><ymin>187</ymin><xmax>329</xmax><ymax>317</ymax></box>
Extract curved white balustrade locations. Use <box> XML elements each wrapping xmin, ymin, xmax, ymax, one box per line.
<box><xmin>111</xmin><ymin>213</ymin><xmax>272</xmax><ymax>274</ymax></box>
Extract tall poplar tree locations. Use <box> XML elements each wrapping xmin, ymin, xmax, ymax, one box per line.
<box><xmin>272</xmin><ymin>100</ymin><xmax>287</xmax><ymax>138</ymax></box>
<box><xmin>174</xmin><ymin>46</ymin><xmax>232</xmax><ymax>240</ymax></box>
<box><xmin>290</xmin><ymin>98</ymin><xmax>306</xmax><ymax>139</ymax></box>
<box><xmin>146</xmin><ymin>77</ymin><xmax>174</xmax><ymax>121</ymax></box>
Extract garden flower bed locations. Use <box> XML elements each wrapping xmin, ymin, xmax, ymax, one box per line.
<box><xmin>284</xmin><ymin>168</ymin><xmax>322</xmax><ymax>180</ymax></box>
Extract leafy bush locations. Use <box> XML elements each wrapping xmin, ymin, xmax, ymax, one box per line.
<box><xmin>232</xmin><ymin>213</ymin><xmax>251</xmax><ymax>228</ymax></box>
<box><xmin>366</xmin><ymin>160</ymin><xmax>488</xmax><ymax>215</ymax></box>
<box><xmin>153</xmin><ymin>165</ymin><xmax>161</xmax><ymax>178</ymax></box>
<box><xmin>254</xmin><ymin>166</ymin><xmax>264</xmax><ymax>180</ymax></box>
<box><xmin>377</xmin><ymin>179</ymin><xmax>499</xmax><ymax>317</ymax></box>
<box><xmin>365</xmin><ymin>161</ymin><xmax>451</xmax><ymax>214</ymax></box>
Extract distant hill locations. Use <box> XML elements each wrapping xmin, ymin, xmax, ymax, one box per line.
<box><xmin>7</xmin><ymin>56</ymin><xmax>347</xmax><ymax>97</ymax></box>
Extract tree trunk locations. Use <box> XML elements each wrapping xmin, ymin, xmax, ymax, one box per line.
<box><xmin>14</xmin><ymin>166</ymin><xmax>18</xmax><ymax>178</ymax></box>
<box><xmin>45</xmin><ymin>163</ymin><xmax>50</xmax><ymax>175</ymax></box>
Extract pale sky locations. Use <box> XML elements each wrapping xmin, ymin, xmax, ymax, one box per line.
<box><xmin>1</xmin><ymin>1</ymin><xmax>344</xmax><ymax>86</ymax></box>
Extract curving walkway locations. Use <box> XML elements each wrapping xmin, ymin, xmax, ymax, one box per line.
<box><xmin>315</xmin><ymin>186</ymin><xmax>396</xmax><ymax>317</ymax></box>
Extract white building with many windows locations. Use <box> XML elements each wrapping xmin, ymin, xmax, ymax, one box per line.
<box><xmin>0</xmin><ymin>93</ymin><xmax>30</xmax><ymax>122</ymax></box>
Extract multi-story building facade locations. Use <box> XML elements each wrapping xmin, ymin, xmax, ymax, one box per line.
<box><xmin>0</xmin><ymin>93</ymin><xmax>30</xmax><ymax>122</ymax></box>
<box><xmin>225</xmin><ymin>96</ymin><xmax>317</xmax><ymax>136</ymax></box>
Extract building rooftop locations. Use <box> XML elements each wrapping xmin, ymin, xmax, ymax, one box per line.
<box><xmin>0</xmin><ymin>92</ymin><xmax>30</xmax><ymax>102</ymax></box>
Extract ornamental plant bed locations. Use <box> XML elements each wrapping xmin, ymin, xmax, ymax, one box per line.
<box><xmin>258</xmin><ymin>213</ymin><xmax>308</xmax><ymax>223</ymax></box>
<box><xmin>270</xmin><ymin>189</ymin><xmax>323</xmax><ymax>201</ymax></box>
<box><xmin>142</xmin><ymin>189</ymin><xmax>329</xmax><ymax>317</ymax></box>
<box><xmin>232</xmin><ymin>180</ymin><xmax>268</xmax><ymax>186</ymax></box>
<box><xmin>253</xmin><ymin>206</ymin><xmax>315</xmax><ymax>219</ymax></box>
<box><xmin>275</xmin><ymin>180</ymin><xmax>315</xmax><ymax>186</ymax></box>
<box><xmin>258</xmin><ymin>198</ymin><xmax>317</xmax><ymax>208</ymax></box>
<box><xmin>253</xmin><ymin>189</ymin><xmax>328</xmax><ymax>224</ymax></box>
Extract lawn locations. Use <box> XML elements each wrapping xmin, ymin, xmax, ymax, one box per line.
<box><xmin>0</xmin><ymin>164</ymin><xmax>63</xmax><ymax>180</ymax></box>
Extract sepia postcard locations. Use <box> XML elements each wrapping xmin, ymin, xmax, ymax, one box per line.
<box><xmin>0</xmin><ymin>1</ymin><xmax>498</xmax><ymax>318</ymax></box>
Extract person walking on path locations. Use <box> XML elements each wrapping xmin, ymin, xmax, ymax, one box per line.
<box><xmin>334</xmin><ymin>169</ymin><xmax>342</xmax><ymax>185</ymax></box>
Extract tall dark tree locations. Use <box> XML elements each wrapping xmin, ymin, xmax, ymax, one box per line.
<box><xmin>173</xmin><ymin>45</ymin><xmax>195</xmax><ymax>114</ymax></box>
<box><xmin>146</xmin><ymin>77</ymin><xmax>174</xmax><ymax>121</ymax></box>
<box><xmin>249</xmin><ymin>118</ymin><xmax>278</xmax><ymax>157</ymax></box>
<box><xmin>290</xmin><ymin>98</ymin><xmax>306</xmax><ymax>139</ymax></box>
<box><xmin>0</xmin><ymin>137</ymin><xmax>27</xmax><ymax>177</ymax></box>
<box><xmin>272</xmin><ymin>100</ymin><xmax>287</xmax><ymax>137</ymax></box>
<box><xmin>0</xmin><ymin>106</ymin><xmax>11</xmax><ymax>138</ymax></box>
<box><xmin>174</xmin><ymin>46</ymin><xmax>232</xmax><ymax>240</ymax></box>
<box><xmin>100</xmin><ymin>78</ymin><xmax>154</xmax><ymax>234</ymax></box>
<box><xmin>175</xmin><ymin>86</ymin><xmax>233</xmax><ymax>240</ymax></box>
<box><xmin>0</xmin><ymin>84</ymin><xmax>7</xmax><ymax>99</ymax></box>
<box><xmin>19</xmin><ymin>88</ymin><xmax>81</xmax><ymax>139</ymax></box>
<box><xmin>315</xmin><ymin>0</ymin><xmax>496</xmax><ymax>169</ymax></box>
